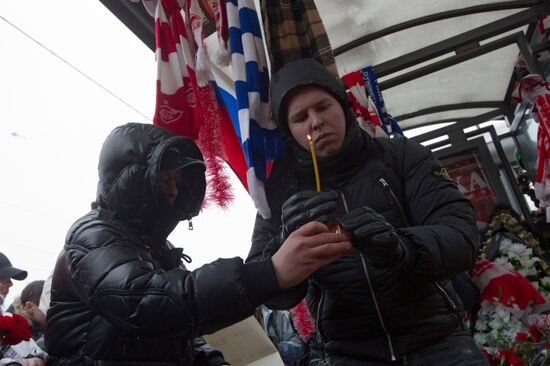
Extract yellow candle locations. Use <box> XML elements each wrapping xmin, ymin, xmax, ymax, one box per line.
<box><xmin>307</xmin><ymin>134</ymin><xmax>321</xmax><ymax>192</ymax></box>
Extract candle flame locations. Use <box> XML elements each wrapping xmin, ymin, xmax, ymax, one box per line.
<box><xmin>307</xmin><ymin>134</ymin><xmax>312</xmax><ymax>141</ymax></box>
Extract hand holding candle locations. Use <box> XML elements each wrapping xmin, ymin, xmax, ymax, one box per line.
<box><xmin>306</xmin><ymin>134</ymin><xmax>351</xmax><ymax>239</ymax></box>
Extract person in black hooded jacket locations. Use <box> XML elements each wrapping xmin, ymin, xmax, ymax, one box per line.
<box><xmin>44</xmin><ymin>122</ymin><xmax>351</xmax><ymax>366</ymax></box>
<box><xmin>246</xmin><ymin>59</ymin><xmax>489</xmax><ymax>365</ymax></box>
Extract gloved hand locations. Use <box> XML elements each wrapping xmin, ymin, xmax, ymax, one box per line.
<box><xmin>281</xmin><ymin>190</ymin><xmax>339</xmax><ymax>242</ymax></box>
<box><xmin>339</xmin><ymin>207</ymin><xmax>404</xmax><ymax>266</ymax></box>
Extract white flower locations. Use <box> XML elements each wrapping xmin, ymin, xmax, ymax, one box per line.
<box><xmin>474</xmin><ymin>333</ymin><xmax>489</xmax><ymax>345</ymax></box>
<box><xmin>475</xmin><ymin>318</ymin><xmax>488</xmax><ymax>332</ymax></box>
<box><xmin>489</xmin><ymin>317</ymin><xmax>506</xmax><ymax>330</ymax></box>
<box><xmin>495</xmin><ymin>306</ymin><xmax>512</xmax><ymax>320</ymax></box>
<box><xmin>520</xmin><ymin>257</ymin><xmax>539</xmax><ymax>269</ymax></box>
<box><xmin>507</xmin><ymin>243</ymin><xmax>527</xmax><ymax>254</ymax></box>
<box><xmin>494</xmin><ymin>257</ymin><xmax>509</xmax><ymax>266</ymax></box>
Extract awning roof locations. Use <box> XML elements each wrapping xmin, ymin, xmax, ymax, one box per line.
<box><xmin>101</xmin><ymin>0</ymin><xmax>550</xmax><ymax>135</ymax></box>
<box><xmin>324</xmin><ymin>0</ymin><xmax>547</xmax><ymax>133</ymax></box>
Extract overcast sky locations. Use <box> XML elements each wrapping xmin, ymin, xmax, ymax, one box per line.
<box><xmin>0</xmin><ymin>1</ymin><xmax>257</xmax><ymax>307</ymax></box>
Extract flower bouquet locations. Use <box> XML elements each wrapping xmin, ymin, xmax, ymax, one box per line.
<box><xmin>0</xmin><ymin>313</ymin><xmax>32</xmax><ymax>358</ymax></box>
<box><xmin>480</xmin><ymin>317</ymin><xmax>550</xmax><ymax>366</ymax></box>
<box><xmin>472</xmin><ymin>209</ymin><xmax>550</xmax><ymax>365</ymax></box>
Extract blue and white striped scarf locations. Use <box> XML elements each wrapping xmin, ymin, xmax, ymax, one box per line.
<box><xmin>225</xmin><ymin>0</ymin><xmax>284</xmax><ymax>219</ymax></box>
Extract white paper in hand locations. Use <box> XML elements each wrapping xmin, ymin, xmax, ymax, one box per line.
<box><xmin>203</xmin><ymin>316</ymin><xmax>284</xmax><ymax>366</ymax></box>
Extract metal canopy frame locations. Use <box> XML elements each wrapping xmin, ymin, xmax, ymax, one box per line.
<box><xmin>359</xmin><ymin>2</ymin><xmax>550</xmax><ymax>132</ymax></box>
<box><xmin>380</xmin><ymin>32</ymin><xmax>541</xmax><ymax>91</ymax></box>
<box><xmin>372</xmin><ymin>3</ymin><xmax>548</xmax><ymax>77</ymax></box>
<box><xmin>392</xmin><ymin>32</ymin><xmax>542</xmax><ymax>130</ymax></box>
<box><xmin>402</xmin><ymin>108</ymin><xmax>508</xmax><ymax>131</ymax></box>
<box><xmin>393</xmin><ymin>101</ymin><xmax>502</xmax><ymax>121</ymax></box>
<box><xmin>100</xmin><ymin>1</ymin><xmax>550</xmax><ymax>135</ymax></box>
<box><xmin>333</xmin><ymin>1</ymin><xmax>543</xmax><ymax>56</ymax></box>
<box><xmin>100</xmin><ymin>0</ymin><xmax>155</xmax><ymax>52</ymax></box>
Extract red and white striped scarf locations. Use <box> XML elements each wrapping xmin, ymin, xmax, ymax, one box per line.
<box><xmin>153</xmin><ymin>0</ymin><xmax>233</xmax><ymax>208</ymax></box>
<box><xmin>512</xmin><ymin>74</ymin><xmax>550</xmax><ymax>221</ymax></box>
<box><xmin>342</xmin><ymin>70</ymin><xmax>387</xmax><ymax>138</ymax></box>
<box><xmin>472</xmin><ymin>259</ymin><xmax>545</xmax><ymax>310</ymax></box>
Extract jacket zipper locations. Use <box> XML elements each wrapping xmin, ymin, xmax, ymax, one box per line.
<box><xmin>311</xmin><ymin>278</ymin><xmax>327</xmax><ymax>342</ymax></box>
<box><xmin>378</xmin><ymin>178</ymin><xmax>409</xmax><ymax>226</ymax></box>
<box><xmin>434</xmin><ymin>282</ymin><xmax>458</xmax><ymax>311</ymax></box>
<box><xmin>341</xmin><ymin>192</ymin><xmax>396</xmax><ymax>361</ymax></box>
<box><xmin>359</xmin><ymin>253</ymin><xmax>396</xmax><ymax>361</ymax></box>
<box><xmin>378</xmin><ymin>179</ymin><xmax>458</xmax><ymax>313</ymax></box>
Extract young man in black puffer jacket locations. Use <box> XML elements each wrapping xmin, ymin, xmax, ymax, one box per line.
<box><xmin>247</xmin><ymin>59</ymin><xmax>488</xmax><ymax>365</ymax></box>
<box><xmin>44</xmin><ymin>122</ymin><xmax>351</xmax><ymax>366</ymax></box>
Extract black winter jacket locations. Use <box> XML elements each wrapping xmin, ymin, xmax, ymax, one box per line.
<box><xmin>247</xmin><ymin>135</ymin><xmax>479</xmax><ymax>362</ymax></box>
<box><xmin>45</xmin><ymin>123</ymin><xmax>279</xmax><ymax>366</ymax></box>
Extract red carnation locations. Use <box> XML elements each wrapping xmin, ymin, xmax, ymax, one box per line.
<box><xmin>528</xmin><ymin>324</ymin><xmax>543</xmax><ymax>342</ymax></box>
<box><xmin>480</xmin><ymin>348</ymin><xmax>498</xmax><ymax>365</ymax></box>
<box><xmin>496</xmin><ymin>349</ymin><xmax>526</xmax><ymax>366</ymax></box>
<box><xmin>0</xmin><ymin>313</ymin><xmax>32</xmax><ymax>345</ymax></box>
<box><xmin>515</xmin><ymin>332</ymin><xmax>529</xmax><ymax>341</ymax></box>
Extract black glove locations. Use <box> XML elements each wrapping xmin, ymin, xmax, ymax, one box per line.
<box><xmin>280</xmin><ymin>190</ymin><xmax>339</xmax><ymax>242</ymax></box>
<box><xmin>340</xmin><ymin>207</ymin><xmax>404</xmax><ymax>266</ymax></box>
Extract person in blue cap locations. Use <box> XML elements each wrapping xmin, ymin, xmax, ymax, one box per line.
<box><xmin>0</xmin><ymin>252</ymin><xmax>27</xmax><ymax>305</ymax></box>
<box><xmin>0</xmin><ymin>252</ymin><xmax>47</xmax><ymax>366</ymax></box>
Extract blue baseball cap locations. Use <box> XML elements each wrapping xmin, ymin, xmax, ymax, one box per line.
<box><xmin>0</xmin><ymin>252</ymin><xmax>27</xmax><ymax>281</ymax></box>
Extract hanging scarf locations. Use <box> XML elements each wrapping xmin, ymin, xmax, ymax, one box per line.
<box><xmin>145</xmin><ymin>0</ymin><xmax>230</xmax><ymax>67</ymax></box>
<box><xmin>512</xmin><ymin>74</ymin><xmax>550</xmax><ymax>221</ymax></box>
<box><xmin>260</xmin><ymin>0</ymin><xmax>338</xmax><ymax>77</ymax></box>
<box><xmin>211</xmin><ymin>0</ymin><xmax>230</xmax><ymax>65</ymax></box>
<box><xmin>472</xmin><ymin>259</ymin><xmax>545</xmax><ymax>310</ymax></box>
<box><xmin>154</xmin><ymin>0</ymin><xmax>202</xmax><ymax>140</ymax></box>
<box><xmin>187</xmin><ymin>0</ymin><xmax>210</xmax><ymax>85</ymax></box>
<box><xmin>361</xmin><ymin>66</ymin><xmax>403</xmax><ymax>136</ymax></box>
<box><xmin>225</xmin><ymin>0</ymin><xmax>285</xmax><ymax>219</ymax></box>
<box><xmin>342</xmin><ymin>70</ymin><xmax>387</xmax><ymax>138</ymax></box>
<box><xmin>154</xmin><ymin>0</ymin><xmax>233</xmax><ymax>208</ymax></box>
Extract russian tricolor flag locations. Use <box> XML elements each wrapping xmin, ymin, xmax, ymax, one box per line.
<box><xmin>212</xmin><ymin>0</ymin><xmax>284</xmax><ymax>219</ymax></box>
